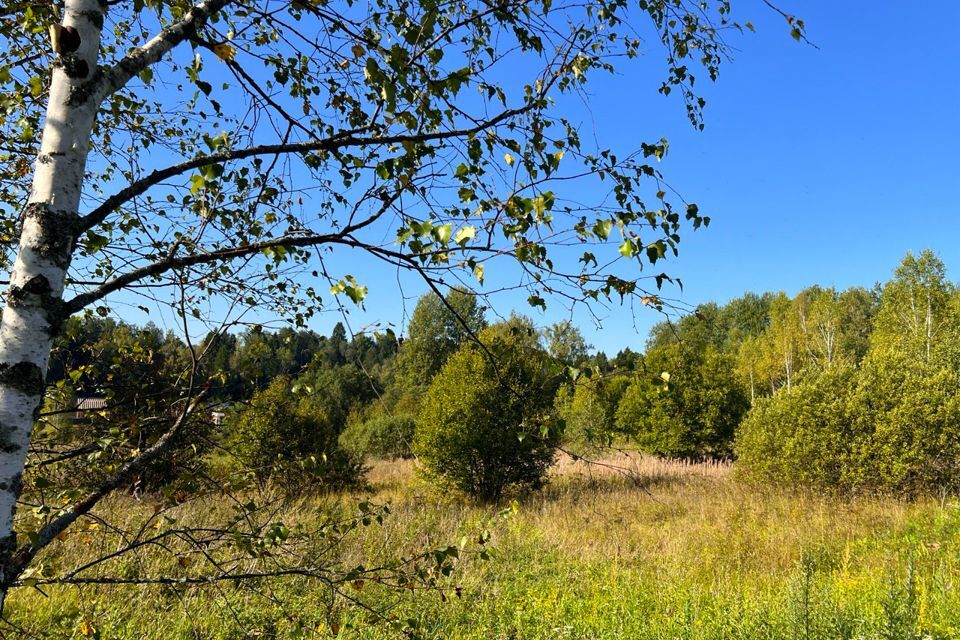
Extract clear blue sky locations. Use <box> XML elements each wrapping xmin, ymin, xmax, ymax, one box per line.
<box><xmin>330</xmin><ymin>1</ymin><xmax>960</xmax><ymax>354</ymax></box>
<box><xmin>123</xmin><ymin>2</ymin><xmax>960</xmax><ymax>354</ymax></box>
<box><xmin>552</xmin><ymin>0</ymin><xmax>960</xmax><ymax>352</ymax></box>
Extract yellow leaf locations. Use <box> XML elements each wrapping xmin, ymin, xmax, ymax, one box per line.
<box><xmin>454</xmin><ymin>225</ymin><xmax>476</xmax><ymax>246</ymax></box>
<box><xmin>212</xmin><ymin>43</ymin><xmax>237</xmax><ymax>62</ymax></box>
<box><xmin>79</xmin><ymin>618</ymin><xmax>95</xmax><ymax>637</ymax></box>
<box><xmin>504</xmin><ymin>153</ymin><xmax>514</xmax><ymax>167</ymax></box>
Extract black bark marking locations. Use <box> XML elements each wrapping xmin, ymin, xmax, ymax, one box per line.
<box><xmin>66</xmin><ymin>68</ymin><xmax>104</xmax><ymax>107</ymax></box>
<box><xmin>54</xmin><ymin>54</ymin><xmax>90</xmax><ymax>79</ymax></box>
<box><xmin>35</xmin><ymin>152</ymin><xmax>64</xmax><ymax>165</ymax></box>
<box><xmin>0</xmin><ymin>532</ymin><xmax>16</xmax><ymax>582</ymax></box>
<box><xmin>50</xmin><ymin>25</ymin><xmax>80</xmax><ymax>54</ymax></box>
<box><xmin>79</xmin><ymin>10</ymin><xmax>105</xmax><ymax>30</ymax></box>
<box><xmin>21</xmin><ymin>204</ymin><xmax>79</xmax><ymax>270</ymax></box>
<box><xmin>0</xmin><ymin>475</ymin><xmax>24</xmax><ymax>497</ymax></box>
<box><xmin>0</xmin><ymin>495</ymin><xmax>22</xmax><ymax>588</ymax></box>
<box><xmin>7</xmin><ymin>274</ymin><xmax>52</xmax><ymax>304</ymax></box>
<box><xmin>0</xmin><ymin>363</ymin><xmax>44</xmax><ymax>397</ymax></box>
<box><xmin>5</xmin><ymin>275</ymin><xmax>66</xmax><ymax>337</ymax></box>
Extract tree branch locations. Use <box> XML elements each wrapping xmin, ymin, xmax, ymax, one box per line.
<box><xmin>8</xmin><ymin>391</ymin><xmax>208</xmax><ymax>581</ymax></box>
<box><xmin>78</xmin><ymin>103</ymin><xmax>532</xmax><ymax>233</ymax></box>
<box><xmin>62</xmin><ymin>233</ymin><xmax>355</xmax><ymax>315</ymax></box>
<box><xmin>93</xmin><ymin>0</ymin><xmax>235</xmax><ymax>104</ymax></box>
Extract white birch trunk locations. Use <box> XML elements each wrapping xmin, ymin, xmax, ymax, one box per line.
<box><xmin>784</xmin><ymin>350</ymin><xmax>792</xmax><ymax>390</ymax></box>
<box><xmin>0</xmin><ymin>0</ymin><xmax>104</xmax><ymax>606</ymax></box>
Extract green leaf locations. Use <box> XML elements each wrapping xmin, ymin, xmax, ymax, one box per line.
<box><xmin>189</xmin><ymin>174</ymin><xmax>206</xmax><ymax>195</ymax></box>
<box><xmin>330</xmin><ymin>276</ymin><xmax>368</xmax><ymax>306</ymax></box>
<box><xmin>593</xmin><ymin>219</ymin><xmax>613</xmax><ymax>240</ymax></box>
<box><xmin>85</xmin><ymin>231</ymin><xmax>109</xmax><ymax>253</ymax></box>
<box><xmin>433</xmin><ymin>223</ymin><xmax>452</xmax><ymax>245</ymax></box>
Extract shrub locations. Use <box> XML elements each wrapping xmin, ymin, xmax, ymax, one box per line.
<box><xmin>414</xmin><ymin>319</ymin><xmax>561</xmax><ymax>501</ymax></box>
<box><xmin>37</xmin><ymin>321</ymin><xmax>210</xmax><ymax>492</ymax></box>
<box><xmin>736</xmin><ymin>355</ymin><xmax>960</xmax><ymax>495</ymax></box>
<box><xmin>616</xmin><ymin>345</ymin><xmax>748</xmax><ymax>458</ymax></box>
<box><xmin>340</xmin><ymin>413</ymin><xmax>416</xmax><ymax>459</ymax></box>
<box><xmin>738</xmin><ymin>252</ymin><xmax>960</xmax><ymax>495</ymax></box>
<box><xmin>225</xmin><ymin>377</ymin><xmax>363</xmax><ymax>488</ymax></box>
<box><xmin>735</xmin><ymin>366</ymin><xmax>857</xmax><ymax>488</ymax></box>
<box><xmin>846</xmin><ymin>354</ymin><xmax>960</xmax><ymax>495</ymax></box>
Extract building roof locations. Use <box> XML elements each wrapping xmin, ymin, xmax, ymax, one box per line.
<box><xmin>76</xmin><ymin>397</ymin><xmax>109</xmax><ymax>411</ymax></box>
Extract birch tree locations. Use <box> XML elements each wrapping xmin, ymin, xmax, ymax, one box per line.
<box><xmin>0</xmin><ymin>0</ymin><xmax>802</xmax><ymax>618</ymax></box>
<box><xmin>794</xmin><ymin>286</ymin><xmax>875</xmax><ymax>371</ymax></box>
<box><xmin>873</xmin><ymin>250</ymin><xmax>953</xmax><ymax>363</ymax></box>
<box><xmin>764</xmin><ymin>292</ymin><xmax>800</xmax><ymax>391</ymax></box>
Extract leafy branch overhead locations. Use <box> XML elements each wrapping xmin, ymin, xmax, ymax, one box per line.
<box><xmin>0</xmin><ymin>0</ymin><xmax>740</xmax><ymax>325</ymax></box>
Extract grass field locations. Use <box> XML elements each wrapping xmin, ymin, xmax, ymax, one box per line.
<box><xmin>8</xmin><ymin>455</ymin><xmax>960</xmax><ymax>639</ymax></box>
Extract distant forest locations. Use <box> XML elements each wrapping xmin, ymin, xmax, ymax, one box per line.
<box><xmin>39</xmin><ymin>250</ymin><xmax>960</xmax><ymax>498</ymax></box>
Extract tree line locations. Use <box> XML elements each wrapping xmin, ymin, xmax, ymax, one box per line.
<box><xmin>37</xmin><ymin>249</ymin><xmax>960</xmax><ymax>501</ymax></box>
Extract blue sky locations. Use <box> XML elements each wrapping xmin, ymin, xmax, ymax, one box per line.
<box><xmin>116</xmin><ymin>1</ymin><xmax>960</xmax><ymax>354</ymax></box>
<box><xmin>332</xmin><ymin>1</ymin><xmax>960</xmax><ymax>354</ymax></box>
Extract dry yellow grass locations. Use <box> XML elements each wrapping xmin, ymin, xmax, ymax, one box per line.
<box><xmin>9</xmin><ymin>455</ymin><xmax>960</xmax><ymax>639</ymax></box>
<box><xmin>359</xmin><ymin>453</ymin><xmax>933</xmax><ymax>578</ymax></box>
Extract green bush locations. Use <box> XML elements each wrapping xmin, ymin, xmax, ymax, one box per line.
<box><xmin>225</xmin><ymin>377</ymin><xmax>363</xmax><ymax>488</ymax></box>
<box><xmin>38</xmin><ymin>320</ymin><xmax>210</xmax><ymax>492</ymax></box>
<box><xmin>846</xmin><ymin>354</ymin><xmax>960</xmax><ymax>494</ymax></box>
<box><xmin>414</xmin><ymin>319</ymin><xmax>561</xmax><ymax>502</ymax></box>
<box><xmin>616</xmin><ymin>345</ymin><xmax>748</xmax><ymax>458</ymax></box>
<box><xmin>735</xmin><ymin>366</ymin><xmax>857</xmax><ymax>488</ymax></box>
<box><xmin>339</xmin><ymin>413</ymin><xmax>416</xmax><ymax>459</ymax></box>
<box><xmin>736</xmin><ymin>356</ymin><xmax>960</xmax><ymax>495</ymax></box>
<box><xmin>738</xmin><ymin>252</ymin><xmax>960</xmax><ymax>495</ymax></box>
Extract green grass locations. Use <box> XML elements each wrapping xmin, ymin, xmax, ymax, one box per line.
<box><xmin>9</xmin><ymin>455</ymin><xmax>960</xmax><ymax>639</ymax></box>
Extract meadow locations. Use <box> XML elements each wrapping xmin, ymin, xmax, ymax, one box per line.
<box><xmin>8</xmin><ymin>455</ymin><xmax>960</xmax><ymax>639</ymax></box>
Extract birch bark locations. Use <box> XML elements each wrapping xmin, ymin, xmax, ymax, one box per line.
<box><xmin>0</xmin><ymin>0</ymin><xmax>105</xmax><ymax>605</ymax></box>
